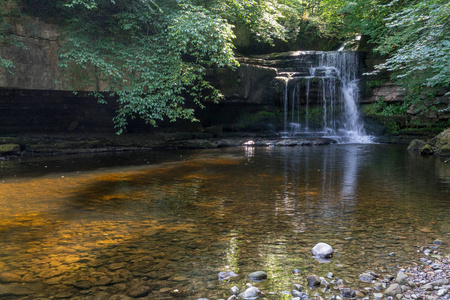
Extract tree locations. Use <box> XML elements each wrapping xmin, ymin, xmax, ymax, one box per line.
<box><xmin>48</xmin><ymin>0</ymin><xmax>313</xmax><ymax>133</ymax></box>
<box><xmin>326</xmin><ymin>0</ymin><xmax>450</xmax><ymax>113</ymax></box>
<box><xmin>372</xmin><ymin>0</ymin><xmax>450</xmax><ymax>113</ymax></box>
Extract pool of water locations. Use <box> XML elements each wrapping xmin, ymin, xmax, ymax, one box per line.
<box><xmin>0</xmin><ymin>144</ymin><xmax>449</xmax><ymax>299</ymax></box>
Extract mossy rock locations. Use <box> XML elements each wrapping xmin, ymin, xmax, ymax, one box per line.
<box><xmin>0</xmin><ymin>144</ymin><xmax>21</xmax><ymax>155</ymax></box>
<box><xmin>419</xmin><ymin>144</ymin><xmax>434</xmax><ymax>156</ymax></box>
<box><xmin>437</xmin><ymin>144</ymin><xmax>450</xmax><ymax>157</ymax></box>
<box><xmin>436</xmin><ymin>129</ymin><xmax>450</xmax><ymax>148</ymax></box>
<box><xmin>407</xmin><ymin>139</ymin><xmax>427</xmax><ymax>151</ymax></box>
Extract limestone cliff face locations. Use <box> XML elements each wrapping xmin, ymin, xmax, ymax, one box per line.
<box><xmin>0</xmin><ymin>17</ymin><xmax>65</xmax><ymax>90</ymax></box>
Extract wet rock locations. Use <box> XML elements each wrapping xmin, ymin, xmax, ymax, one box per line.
<box><xmin>72</xmin><ymin>280</ymin><xmax>92</xmax><ymax>290</ymax></box>
<box><xmin>396</xmin><ymin>271</ymin><xmax>408</xmax><ymax>285</ymax></box>
<box><xmin>311</xmin><ymin>243</ymin><xmax>333</xmax><ymax>260</ymax></box>
<box><xmin>419</xmin><ymin>144</ymin><xmax>434</xmax><ymax>156</ymax></box>
<box><xmin>0</xmin><ymin>272</ymin><xmax>22</xmax><ymax>283</ymax></box>
<box><xmin>340</xmin><ymin>288</ymin><xmax>356</xmax><ymax>298</ymax></box>
<box><xmin>293</xmin><ymin>283</ymin><xmax>304</xmax><ymax>291</ymax></box>
<box><xmin>230</xmin><ymin>286</ymin><xmax>240</xmax><ymax>295</ymax></box>
<box><xmin>218</xmin><ymin>271</ymin><xmax>238</xmax><ymax>281</ymax></box>
<box><xmin>108</xmin><ymin>262</ymin><xmax>126</xmax><ymax>270</ymax></box>
<box><xmin>433</xmin><ymin>239</ymin><xmax>443</xmax><ymax>245</ymax></box>
<box><xmin>248</xmin><ymin>271</ymin><xmax>267</xmax><ymax>282</ymax></box>
<box><xmin>437</xmin><ymin>288</ymin><xmax>448</xmax><ymax>297</ymax></box>
<box><xmin>0</xmin><ymin>144</ymin><xmax>20</xmax><ymax>156</ymax></box>
<box><xmin>307</xmin><ymin>275</ymin><xmax>321</xmax><ymax>287</ymax></box>
<box><xmin>320</xmin><ymin>278</ymin><xmax>330</xmax><ymax>288</ymax></box>
<box><xmin>0</xmin><ymin>284</ymin><xmax>33</xmax><ymax>296</ymax></box>
<box><xmin>407</xmin><ymin>139</ymin><xmax>427</xmax><ymax>151</ymax></box>
<box><xmin>227</xmin><ymin>295</ymin><xmax>238</xmax><ymax>300</ymax></box>
<box><xmin>127</xmin><ymin>285</ymin><xmax>151</xmax><ymax>298</ymax></box>
<box><xmin>359</xmin><ymin>272</ymin><xmax>376</xmax><ymax>282</ymax></box>
<box><xmin>238</xmin><ymin>286</ymin><xmax>261</xmax><ymax>299</ymax></box>
<box><xmin>292</xmin><ymin>290</ymin><xmax>309</xmax><ymax>299</ymax></box>
<box><xmin>384</xmin><ymin>283</ymin><xmax>402</xmax><ymax>296</ymax></box>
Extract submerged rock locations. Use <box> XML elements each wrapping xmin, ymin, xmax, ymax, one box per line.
<box><xmin>218</xmin><ymin>271</ymin><xmax>238</xmax><ymax>281</ymax></box>
<box><xmin>306</xmin><ymin>275</ymin><xmax>321</xmax><ymax>287</ymax></box>
<box><xmin>248</xmin><ymin>271</ymin><xmax>267</xmax><ymax>282</ymax></box>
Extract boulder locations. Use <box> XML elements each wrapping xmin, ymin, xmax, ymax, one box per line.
<box><xmin>407</xmin><ymin>139</ymin><xmax>427</xmax><ymax>151</ymax></box>
<box><xmin>436</xmin><ymin>129</ymin><xmax>450</xmax><ymax>156</ymax></box>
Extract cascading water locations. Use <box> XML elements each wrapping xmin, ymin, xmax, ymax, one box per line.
<box><xmin>278</xmin><ymin>51</ymin><xmax>373</xmax><ymax>143</ymax></box>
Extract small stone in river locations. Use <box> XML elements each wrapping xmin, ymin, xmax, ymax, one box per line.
<box><xmin>238</xmin><ymin>286</ymin><xmax>261</xmax><ymax>299</ymax></box>
<box><xmin>227</xmin><ymin>295</ymin><xmax>238</xmax><ymax>300</ymax></box>
<box><xmin>384</xmin><ymin>283</ymin><xmax>402</xmax><ymax>296</ymax></box>
<box><xmin>293</xmin><ymin>283</ymin><xmax>304</xmax><ymax>291</ymax></box>
<box><xmin>248</xmin><ymin>271</ymin><xmax>267</xmax><ymax>282</ymax></box>
<box><xmin>218</xmin><ymin>271</ymin><xmax>238</xmax><ymax>281</ymax></box>
<box><xmin>127</xmin><ymin>285</ymin><xmax>151</xmax><ymax>298</ymax></box>
<box><xmin>359</xmin><ymin>272</ymin><xmax>376</xmax><ymax>283</ymax></box>
<box><xmin>327</xmin><ymin>272</ymin><xmax>334</xmax><ymax>279</ymax></box>
<box><xmin>437</xmin><ymin>289</ymin><xmax>448</xmax><ymax>297</ymax></box>
<box><xmin>373</xmin><ymin>292</ymin><xmax>383</xmax><ymax>299</ymax></box>
<box><xmin>307</xmin><ymin>275</ymin><xmax>321</xmax><ymax>287</ymax></box>
<box><xmin>230</xmin><ymin>286</ymin><xmax>239</xmax><ymax>295</ymax></box>
<box><xmin>320</xmin><ymin>278</ymin><xmax>330</xmax><ymax>288</ymax></box>
<box><xmin>433</xmin><ymin>239</ymin><xmax>443</xmax><ymax>245</ymax></box>
<box><xmin>340</xmin><ymin>288</ymin><xmax>356</xmax><ymax>298</ymax></box>
<box><xmin>292</xmin><ymin>290</ymin><xmax>309</xmax><ymax>299</ymax></box>
<box><xmin>311</xmin><ymin>243</ymin><xmax>333</xmax><ymax>259</ymax></box>
<box><xmin>0</xmin><ymin>272</ymin><xmax>22</xmax><ymax>283</ymax></box>
<box><xmin>72</xmin><ymin>280</ymin><xmax>92</xmax><ymax>290</ymax></box>
<box><xmin>396</xmin><ymin>271</ymin><xmax>408</xmax><ymax>285</ymax></box>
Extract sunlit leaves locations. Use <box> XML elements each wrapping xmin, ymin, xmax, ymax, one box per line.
<box><xmin>58</xmin><ymin>0</ymin><xmax>238</xmax><ymax>133</ymax></box>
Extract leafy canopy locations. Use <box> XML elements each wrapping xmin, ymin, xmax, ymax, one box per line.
<box><xmin>56</xmin><ymin>0</ymin><xmax>317</xmax><ymax>133</ymax></box>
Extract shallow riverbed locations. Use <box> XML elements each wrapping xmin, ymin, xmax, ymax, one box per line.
<box><xmin>0</xmin><ymin>144</ymin><xmax>449</xmax><ymax>299</ymax></box>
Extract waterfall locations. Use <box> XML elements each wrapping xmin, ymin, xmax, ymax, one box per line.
<box><xmin>280</xmin><ymin>51</ymin><xmax>373</xmax><ymax>143</ymax></box>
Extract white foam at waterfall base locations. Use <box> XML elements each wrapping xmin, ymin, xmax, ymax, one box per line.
<box><xmin>281</xmin><ymin>51</ymin><xmax>374</xmax><ymax>144</ymax></box>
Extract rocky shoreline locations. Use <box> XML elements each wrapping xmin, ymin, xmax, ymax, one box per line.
<box><xmin>0</xmin><ymin>133</ymin><xmax>339</xmax><ymax>158</ymax></box>
<box><xmin>208</xmin><ymin>242</ymin><xmax>449</xmax><ymax>300</ymax></box>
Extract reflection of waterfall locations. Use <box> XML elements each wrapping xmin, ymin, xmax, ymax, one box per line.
<box><xmin>274</xmin><ymin>145</ymin><xmax>363</xmax><ymax>222</ymax></box>
<box><xmin>278</xmin><ymin>52</ymin><xmax>372</xmax><ymax>143</ymax></box>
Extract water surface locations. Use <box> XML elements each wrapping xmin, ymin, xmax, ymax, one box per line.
<box><xmin>0</xmin><ymin>144</ymin><xmax>449</xmax><ymax>299</ymax></box>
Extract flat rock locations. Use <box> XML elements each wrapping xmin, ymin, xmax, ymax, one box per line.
<box><xmin>384</xmin><ymin>283</ymin><xmax>402</xmax><ymax>296</ymax></box>
<box><xmin>0</xmin><ymin>284</ymin><xmax>33</xmax><ymax>296</ymax></box>
<box><xmin>248</xmin><ymin>271</ymin><xmax>267</xmax><ymax>281</ymax></box>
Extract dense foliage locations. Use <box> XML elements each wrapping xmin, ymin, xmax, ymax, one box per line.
<box><xmin>1</xmin><ymin>0</ymin><xmax>449</xmax><ymax>129</ymax></box>
<box><xmin>24</xmin><ymin>0</ymin><xmax>314</xmax><ymax>133</ymax></box>
<box><xmin>323</xmin><ymin>0</ymin><xmax>449</xmax><ymax>113</ymax></box>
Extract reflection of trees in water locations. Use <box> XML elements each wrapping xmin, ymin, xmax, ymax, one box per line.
<box><xmin>274</xmin><ymin>146</ymin><xmax>362</xmax><ymax>227</ymax></box>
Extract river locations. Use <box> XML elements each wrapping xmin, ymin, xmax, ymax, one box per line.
<box><xmin>0</xmin><ymin>144</ymin><xmax>449</xmax><ymax>299</ymax></box>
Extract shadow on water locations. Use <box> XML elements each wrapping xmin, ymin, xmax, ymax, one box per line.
<box><xmin>0</xmin><ymin>145</ymin><xmax>449</xmax><ymax>299</ymax></box>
